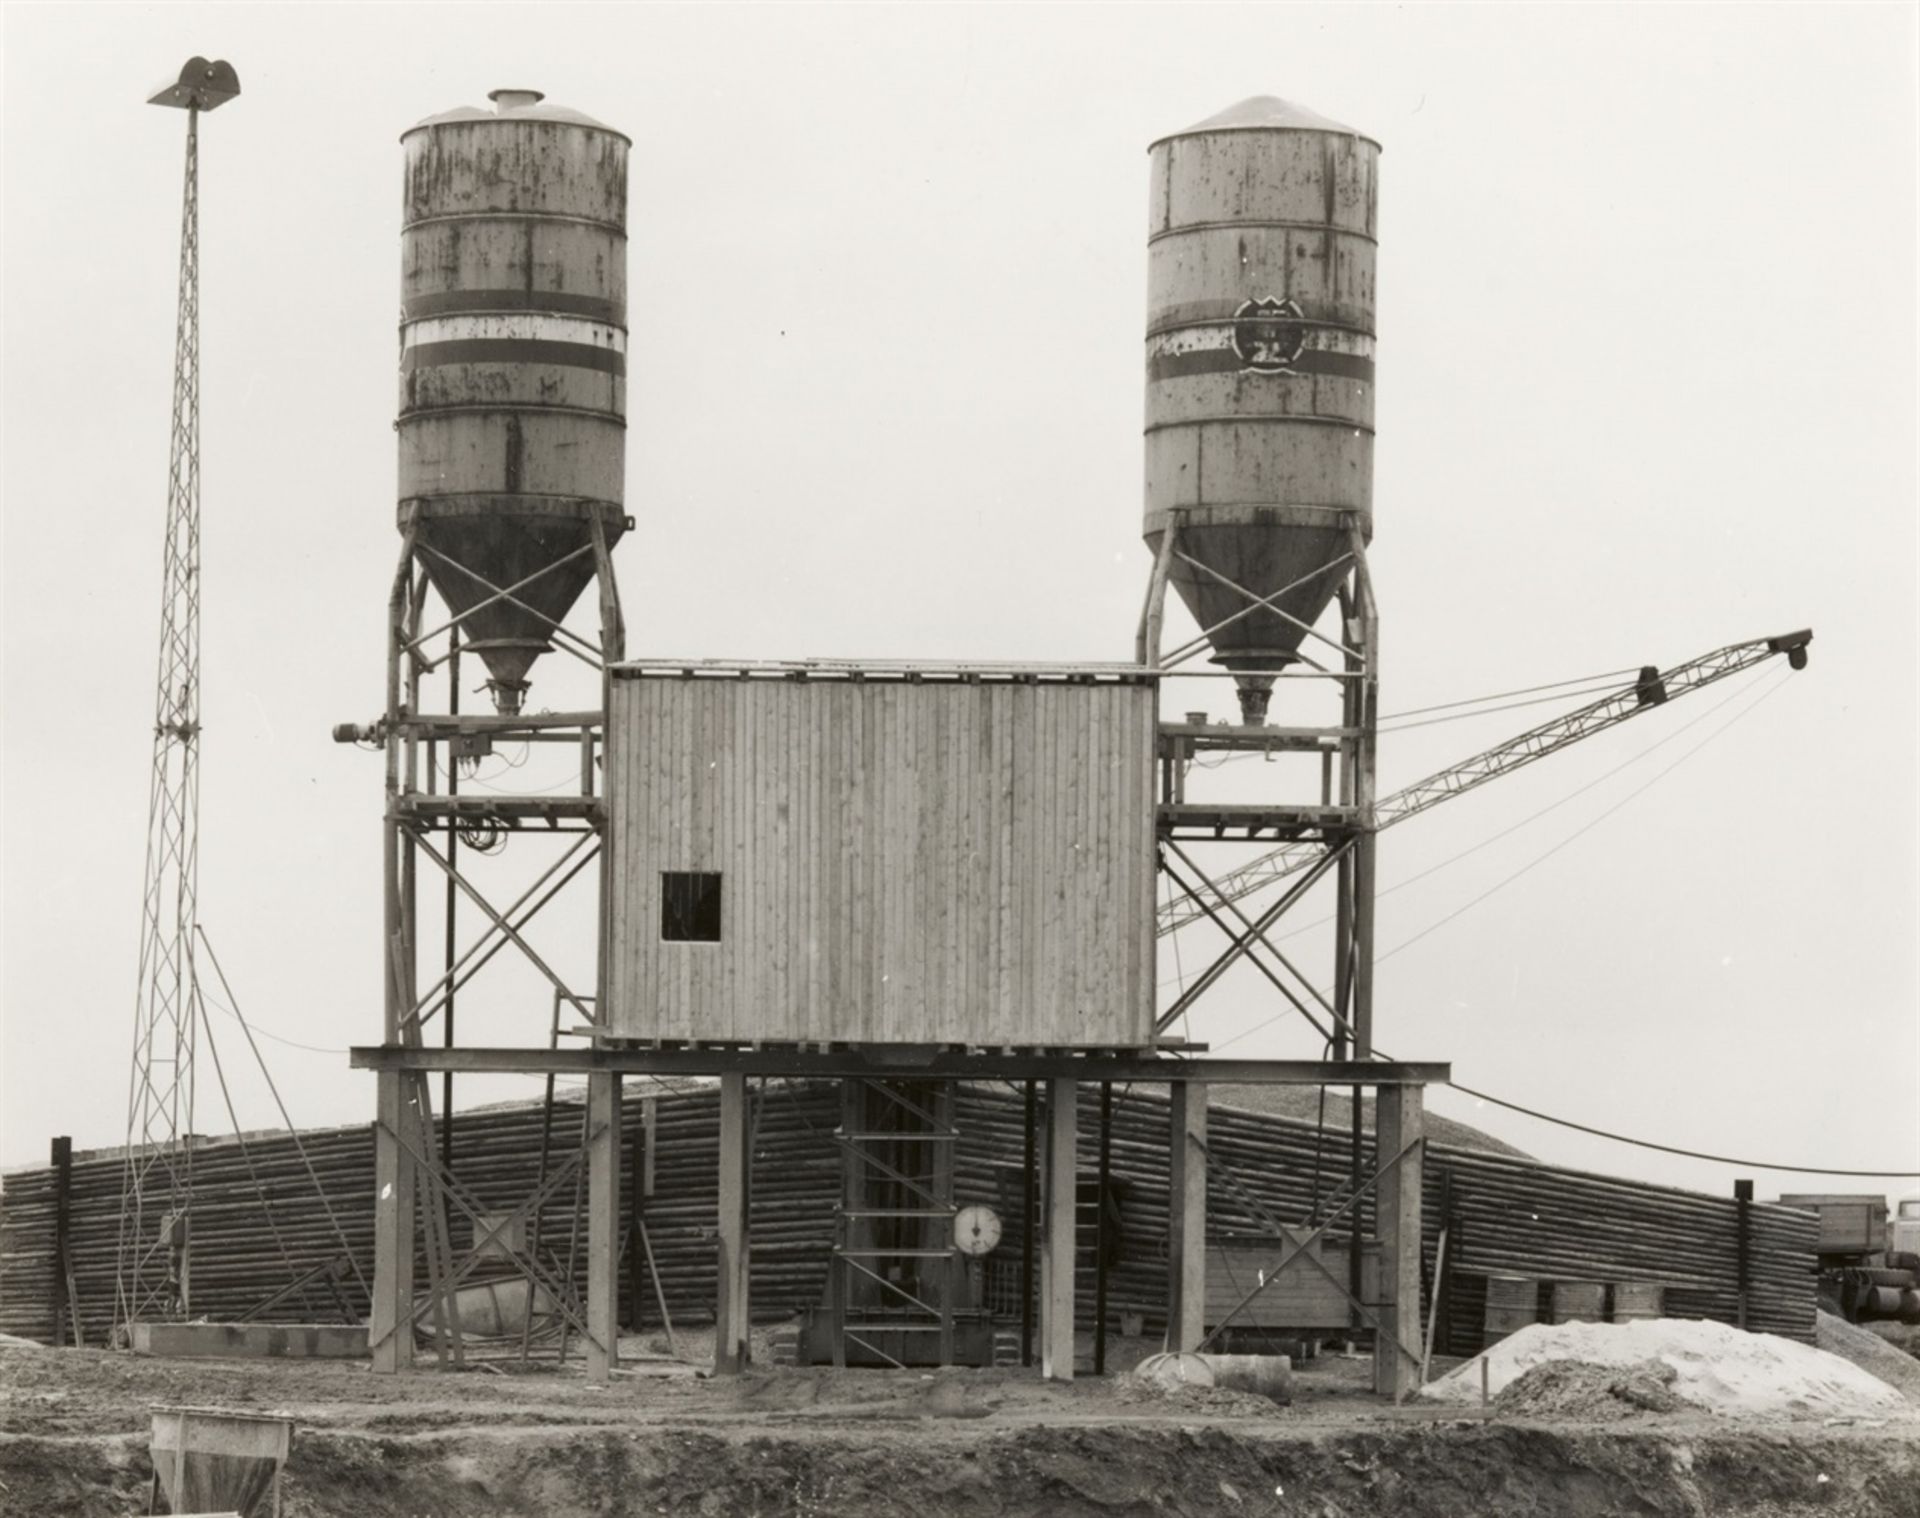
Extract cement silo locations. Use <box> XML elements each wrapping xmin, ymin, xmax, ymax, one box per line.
<box><xmin>397</xmin><ymin>88</ymin><xmax>630</xmax><ymax>714</ymax></box>
<box><xmin>1144</xmin><ymin>97</ymin><xmax>1379</xmax><ymax>722</ymax></box>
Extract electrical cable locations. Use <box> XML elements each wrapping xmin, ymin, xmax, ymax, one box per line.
<box><xmin>197</xmin><ymin>988</ymin><xmax>347</xmax><ymax>1055</ymax></box>
<box><xmin>1439</xmin><ymin>1082</ymin><xmax>1920</xmax><ymax>1179</ymax></box>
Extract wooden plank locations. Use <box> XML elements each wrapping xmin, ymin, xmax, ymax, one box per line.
<box><xmin>1166</xmin><ymin>1082</ymin><xmax>1207</xmax><ymax>1351</ymax></box>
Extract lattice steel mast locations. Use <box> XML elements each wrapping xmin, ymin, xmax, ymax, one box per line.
<box><xmin>115</xmin><ymin>57</ymin><xmax>239</xmax><ymax>1340</ymax></box>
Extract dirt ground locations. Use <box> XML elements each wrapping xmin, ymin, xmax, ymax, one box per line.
<box><xmin>3</xmin><ymin>1328</ymin><xmax>1917</xmax><ymax>1517</ymax></box>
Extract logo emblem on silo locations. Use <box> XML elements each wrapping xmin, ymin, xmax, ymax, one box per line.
<box><xmin>1232</xmin><ymin>297</ymin><xmax>1307</xmax><ymax>373</ymax></box>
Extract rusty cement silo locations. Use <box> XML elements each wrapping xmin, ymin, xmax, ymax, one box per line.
<box><xmin>398</xmin><ymin>89</ymin><xmax>629</xmax><ymax>714</ymax></box>
<box><xmin>1144</xmin><ymin>97</ymin><xmax>1379</xmax><ymax>723</ymax></box>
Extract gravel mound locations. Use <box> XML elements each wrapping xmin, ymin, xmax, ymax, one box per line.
<box><xmin>1492</xmin><ymin>1357</ymin><xmax>1688</xmax><ymax>1421</ymax></box>
<box><xmin>1422</xmin><ymin>1317</ymin><xmax>1915</xmax><ymax>1422</ymax></box>
<box><xmin>1817</xmin><ymin>1309</ymin><xmax>1920</xmax><ymax>1406</ymax></box>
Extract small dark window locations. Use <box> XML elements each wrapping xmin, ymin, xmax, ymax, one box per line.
<box><xmin>661</xmin><ymin>872</ymin><xmax>723</xmax><ymax>942</ymax></box>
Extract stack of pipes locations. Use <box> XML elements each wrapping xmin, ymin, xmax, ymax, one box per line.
<box><xmin>0</xmin><ymin>1080</ymin><xmax>1816</xmax><ymax>1351</ymax></box>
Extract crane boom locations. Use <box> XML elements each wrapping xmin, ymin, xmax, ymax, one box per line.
<box><xmin>1158</xmin><ymin>628</ymin><xmax>1811</xmax><ymax>936</ymax></box>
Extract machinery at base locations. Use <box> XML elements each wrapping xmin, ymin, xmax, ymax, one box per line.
<box><xmin>1779</xmin><ymin>1192</ymin><xmax>1920</xmax><ymax>1324</ymax></box>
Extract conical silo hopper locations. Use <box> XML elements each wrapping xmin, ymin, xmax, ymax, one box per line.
<box><xmin>397</xmin><ymin>89</ymin><xmax>629</xmax><ymax>714</ymax></box>
<box><xmin>1144</xmin><ymin>97</ymin><xmax>1379</xmax><ymax>722</ymax></box>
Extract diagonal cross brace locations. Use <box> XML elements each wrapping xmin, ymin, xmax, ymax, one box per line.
<box><xmin>1173</xmin><ymin>553</ymin><xmax>1362</xmax><ymax>669</ymax></box>
<box><xmin>413</xmin><ymin>542</ymin><xmax>603</xmax><ymax>668</ymax></box>
<box><xmin>368</xmin><ymin>1116</ymin><xmax>604</xmax><ymax>1354</ymax></box>
<box><xmin>1159</xmin><ymin>549</ymin><xmax>1356</xmax><ymax>670</ymax></box>
<box><xmin>838</xmin><ymin>1254</ymin><xmax>945</xmax><ymax>1320</ymax></box>
<box><xmin>408</xmin><ymin>830</ymin><xmax>595</xmax><ymax>1025</ymax></box>
<box><xmin>1157</xmin><ymin>843</ymin><xmax>1348</xmax><ymax>1032</ymax></box>
<box><xmin>833</xmin><ymin>1133</ymin><xmax>946</xmax><ymax>1210</ymax></box>
<box><xmin>1199</xmin><ymin>1133</ymin><xmax>1425</xmax><ymax>1374</ymax></box>
<box><xmin>406</xmin><ymin>543</ymin><xmax>597</xmax><ymax>659</ymax></box>
<box><xmin>401</xmin><ymin>834</ymin><xmax>599</xmax><ymax>1030</ymax></box>
<box><xmin>1165</xmin><ymin>840</ymin><xmax>1354</xmax><ymax>1040</ymax></box>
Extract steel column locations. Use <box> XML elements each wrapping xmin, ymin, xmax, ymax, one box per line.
<box><xmin>715</xmin><ymin>1071</ymin><xmax>751</xmax><ymax>1375</ymax></box>
<box><xmin>1165</xmin><ymin>1081</ymin><xmax>1208</xmax><ymax>1351</ymax></box>
<box><xmin>1041</xmin><ymin>1078</ymin><xmax>1078</xmax><ymax>1381</ymax></box>
<box><xmin>586</xmin><ymin>1071</ymin><xmax>621</xmax><ymax>1383</ymax></box>
<box><xmin>369</xmin><ymin>1069</ymin><xmax>415</xmax><ymax>1372</ymax></box>
<box><xmin>1020</xmin><ymin>1081</ymin><xmax>1036</xmax><ymax>1367</ymax></box>
<box><xmin>1093</xmin><ymin>1083</ymin><xmax>1113</xmax><ymax>1374</ymax></box>
<box><xmin>1372</xmin><ymin>1082</ymin><xmax>1424</xmax><ymax>1400</ymax></box>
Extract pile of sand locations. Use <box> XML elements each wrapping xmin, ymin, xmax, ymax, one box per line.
<box><xmin>1422</xmin><ymin>1318</ymin><xmax>1915</xmax><ymax>1422</ymax></box>
<box><xmin>1816</xmin><ymin>1309</ymin><xmax>1920</xmax><ymax>1406</ymax></box>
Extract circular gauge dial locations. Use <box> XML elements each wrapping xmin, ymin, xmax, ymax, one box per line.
<box><xmin>953</xmin><ymin>1204</ymin><xmax>1003</xmax><ymax>1257</ymax></box>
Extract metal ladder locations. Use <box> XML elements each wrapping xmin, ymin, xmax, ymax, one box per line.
<box><xmin>830</xmin><ymin>1079</ymin><xmax>960</xmax><ymax>1367</ymax></box>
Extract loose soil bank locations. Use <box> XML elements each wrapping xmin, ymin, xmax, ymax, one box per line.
<box><xmin>3</xmin><ymin>1339</ymin><xmax>1916</xmax><ymax>1517</ymax></box>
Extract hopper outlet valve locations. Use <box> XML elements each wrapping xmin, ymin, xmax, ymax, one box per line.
<box><xmin>1235</xmin><ymin>677</ymin><xmax>1277</xmax><ymax>726</ymax></box>
<box><xmin>486</xmin><ymin>677</ymin><xmax>531</xmax><ymax>718</ymax></box>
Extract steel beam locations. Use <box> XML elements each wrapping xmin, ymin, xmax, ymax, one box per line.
<box><xmin>348</xmin><ymin>1046</ymin><xmax>1447</xmax><ymax>1086</ymax></box>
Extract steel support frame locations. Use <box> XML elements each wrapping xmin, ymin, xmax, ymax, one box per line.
<box><xmin>368</xmin><ymin>524</ymin><xmax>628</xmax><ymax>1380</ymax></box>
<box><xmin>1141</xmin><ymin>522</ymin><xmax>1424</xmax><ymax>1397</ymax></box>
<box><xmin>361</xmin><ymin>514</ymin><xmax>1431</xmax><ymax>1396</ymax></box>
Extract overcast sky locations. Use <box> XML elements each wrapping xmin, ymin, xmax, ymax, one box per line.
<box><xmin>3</xmin><ymin>4</ymin><xmax>1915</xmax><ymax>1203</ymax></box>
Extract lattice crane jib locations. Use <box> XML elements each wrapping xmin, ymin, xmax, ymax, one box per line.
<box><xmin>1155</xmin><ymin>629</ymin><xmax>1814</xmax><ymax>938</ymax></box>
<box><xmin>116</xmin><ymin>59</ymin><xmax>239</xmax><ymax>1341</ymax></box>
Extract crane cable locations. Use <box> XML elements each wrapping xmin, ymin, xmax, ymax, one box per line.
<box><xmin>1378</xmin><ymin>679</ymin><xmax>1639</xmax><ymax>734</ymax></box>
<box><xmin>1201</xmin><ymin>666</ymin><xmax>1917</xmax><ymax>1178</ymax></box>
<box><xmin>1378</xmin><ymin>666</ymin><xmax>1645</xmax><ymax>723</ymax></box>
<box><xmin>1190</xmin><ymin>668</ymin><xmax>1649</xmax><ymax>770</ymax></box>
<box><xmin>1205</xmin><ymin>661</ymin><xmax>1787</xmax><ymax>1017</ymax></box>
<box><xmin>1159</xmin><ymin>660</ymin><xmax>1785</xmax><ymax>985</ymax></box>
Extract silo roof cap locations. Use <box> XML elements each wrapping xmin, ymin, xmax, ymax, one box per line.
<box><xmin>402</xmin><ymin>90</ymin><xmax>630</xmax><ymax>144</ymax></box>
<box><xmin>1150</xmin><ymin>95</ymin><xmax>1379</xmax><ymax>151</ymax></box>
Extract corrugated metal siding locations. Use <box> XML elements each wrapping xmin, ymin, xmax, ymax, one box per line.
<box><xmin>606</xmin><ymin>675</ymin><xmax>1158</xmax><ymax>1046</ymax></box>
